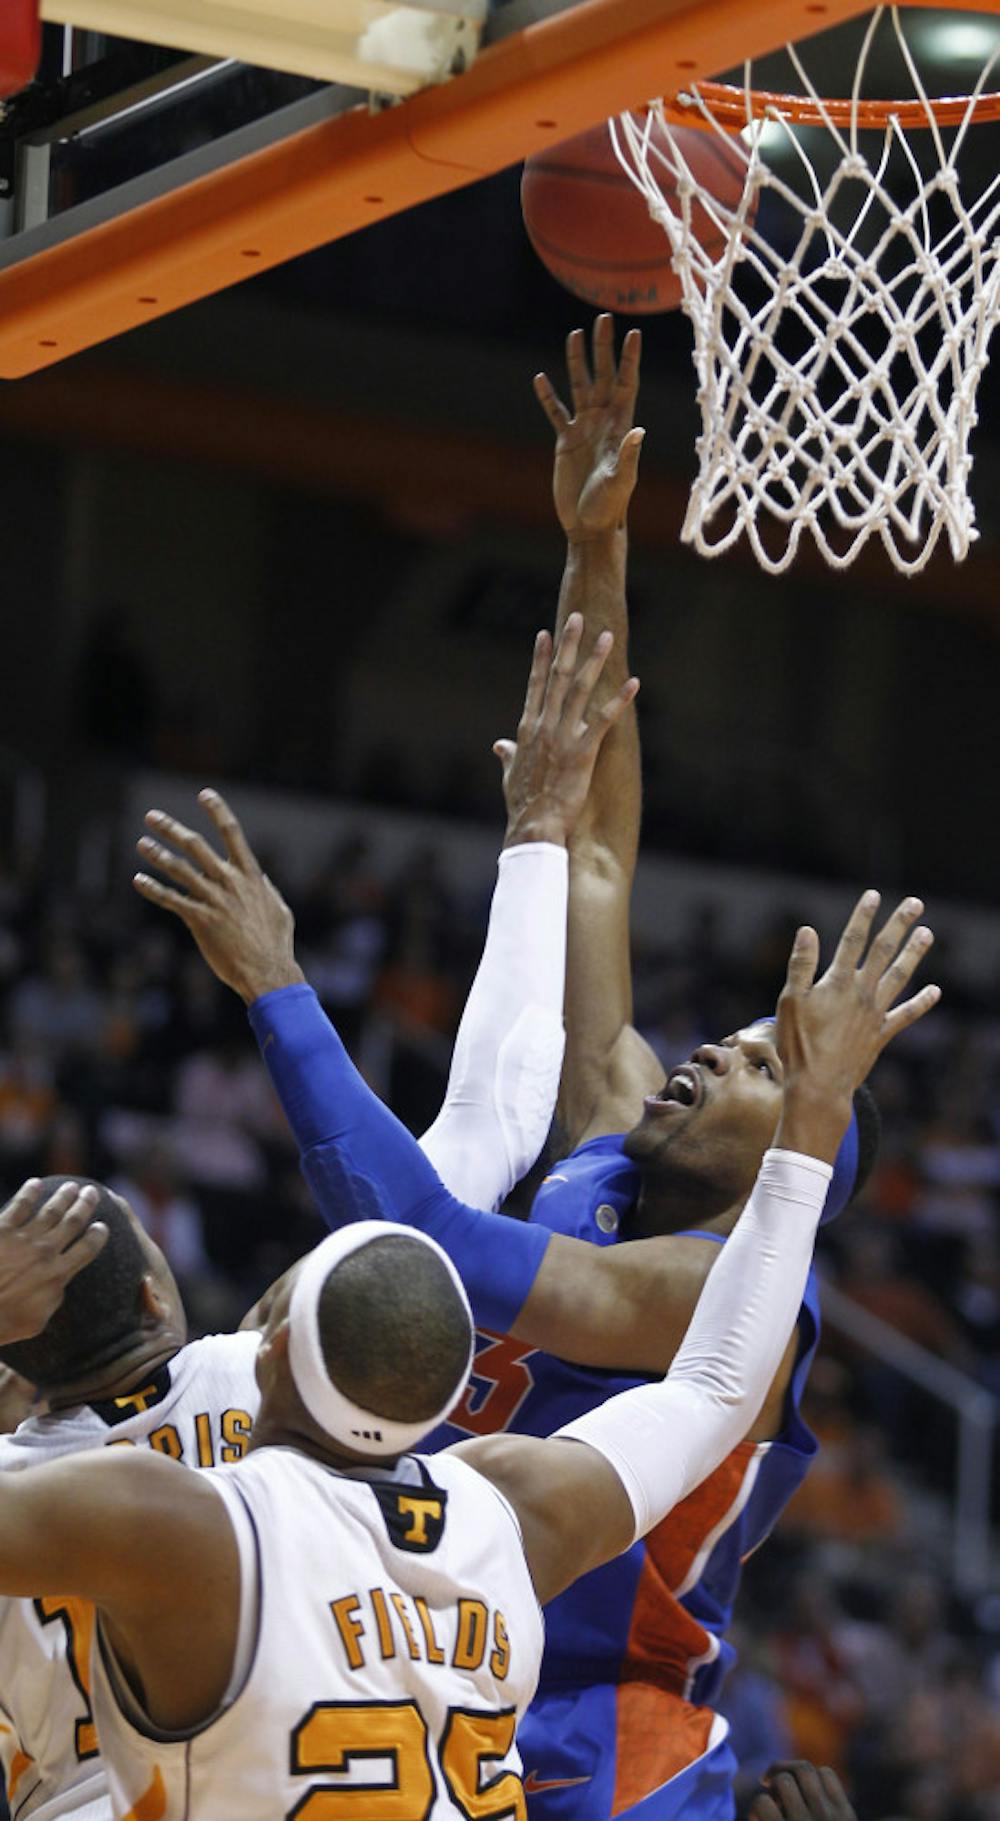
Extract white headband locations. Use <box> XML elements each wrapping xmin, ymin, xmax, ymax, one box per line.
<box><xmin>287</xmin><ymin>1221</ymin><xmax>475</xmax><ymax>1457</ymax></box>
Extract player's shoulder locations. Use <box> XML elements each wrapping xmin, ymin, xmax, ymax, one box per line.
<box><xmin>0</xmin><ymin>1406</ymin><xmax>101</xmax><ymax>1470</ymax></box>
<box><xmin>442</xmin><ymin>1434</ymin><xmax>549</xmax><ymax>1533</ymax></box>
<box><xmin>169</xmin><ymin>1328</ymin><xmax>260</xmax><ymax>1391</ymax></box>
<box><xmin>0</xmin><ymin>1422</ymin><xmax>42</xmax><ymax>1470</ymax></box>
<box><xmin>531</xmin><ymin>1129</ymin><xmax>639</xmax><ymax>1241</ymax></box>
<box><xmin>542</xmin><ymin>1130</ymin><xmax>629</xmax><ymax>1175</ymax></box>
<box><xmin>176</xmin><ymin>1329</ymin><xmax>261</xmax><ymax>1371</ymax></box>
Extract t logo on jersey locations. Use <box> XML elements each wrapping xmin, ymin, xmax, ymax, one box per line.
<box><xmin>91</xmin><ymin>1364</ymin><xmax>172</xmax><ymax>1425</ymax></box>
<box><xmin>372</xmin><ymin>1484</ymin><xmax>448</xmax><ymax>1552</ymax></box>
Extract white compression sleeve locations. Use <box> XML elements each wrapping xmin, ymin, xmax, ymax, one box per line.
<box><xmin>556</xmin><ymin>1148</ymin><xmax>833</xmax><ymax>1541</ymax></box>
<box><xmin>419</xmin><ymin>843</ymin><xmax>567</xmax><ymax>1211</ymax></box>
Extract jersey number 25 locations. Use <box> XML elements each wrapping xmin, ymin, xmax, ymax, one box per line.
<box><xmin>290</xmin><ymin>1698</ymin><xmax>526</xmax><ymax>1818</ymax></box>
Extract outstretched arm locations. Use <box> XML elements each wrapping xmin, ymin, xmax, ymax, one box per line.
<box><xmin>459</xmin><ymin>1145</ymin><xmax>832</xmax><ymax>1599</ymax></box>
<box><xmin>137</xmin><ymin>794</ymin><xmax>553</xmax><ymax>1332</ymax></box>
<box><xmin>536</xmin><ymin>318</ymin><xmax>644</xmax><ymax>875</ymax></box>
<box><xmin>535</xmin><ymin>317</ymin><xmax>662</xmax><ymax>1147</ymax></box>
<box><xmin>454</xmin><ymin>893</ymin><xmax>940</xmax><ymax>1604</ymax></box>
<box><xmin>419</xmin><ymin>617</ymin><xmax>637</xmax><ymax>1208</ymax></box>
<box><xmin>0</xmin><ymin>1447</ymin><xmax>240</xmax><ymax>1733</ymax></box>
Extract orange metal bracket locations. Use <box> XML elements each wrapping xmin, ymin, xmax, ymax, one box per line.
<box><xmin>0</xmin><ymin>0</ymin><xmax>996</xmax><ymax>377</ymax></box>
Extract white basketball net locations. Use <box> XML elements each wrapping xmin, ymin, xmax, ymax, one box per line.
<box><xmin>612</xmin><ymin>5</ymin><xmax>1000</xmax><ymax>573</ymax></box>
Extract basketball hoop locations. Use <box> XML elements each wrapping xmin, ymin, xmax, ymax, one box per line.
<box><xmin>612</xmin><ymin>4</ymin><xmax>1000</xmax><ymax>574</ymax></box>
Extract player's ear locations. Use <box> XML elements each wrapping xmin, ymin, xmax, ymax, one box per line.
<box><xmin>255</xmin><ymin>1318</ymin><xmax>290</xmax><ymax>1383</ymax></box>
<box><xmin>138</xmin><ymin>1274</ymin><xmax>178</xmax><ymax>1325</ymax></box>
<box><xmin>138</xmin><ymin>1275</ymin><xmax>161</xmax><ymax>1319</ymax></box>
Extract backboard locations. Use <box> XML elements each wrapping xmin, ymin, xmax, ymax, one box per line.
<box><xmin>0</xmin><ymin>0</ymin><xmax>996</xmax><ymax>377</ymax></box>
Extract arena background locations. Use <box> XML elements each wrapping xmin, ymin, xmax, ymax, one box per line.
<box><xmin>0</xmin><ymin>21</ymin><xmax>999</xmax><ymax>1819</ymax></box>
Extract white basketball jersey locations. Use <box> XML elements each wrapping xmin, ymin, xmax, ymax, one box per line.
<box><xmin>0</xmin><ymin>1330</ymin><xmax>261</xmax><ymax>1821</ymax></box>
<box><xmin>92</xmin><ymin>1445</ymin><xmax>544</xmax><ymax>1820</ymax></box>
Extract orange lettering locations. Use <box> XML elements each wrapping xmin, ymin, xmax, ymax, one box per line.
<box><xmin>148</xmin><ymin>1425</ymin><xmax>182</xmax><ymax>1459</ymax></box>
<box><xmin>453</xmin><ymin>1599</ymin><xmax>488</xmax><ymax>1671</ymax></box>
<box><xmin>220</xmin><ymin>1409</ymin><xmax>252</xmax><ymax>1462</ymax></box>
<box><xmin>330</xmin><ymin>1596</ymin><xmax>365</xmax><ymax>1670</ymax></box>
<box><xmin>414</xmin><ymin>1597</ymin><xmax>445</xmax><ymax>1664</ymax></box>
<box><xmin>194</xmin><ymin>1413</ymin><xmax>214</xmax><ymax>1467</ymax></box>
<box><xmin>370</xmin><ymin>1588</ymin><xmax>395</xmax><ymax>1659</ymax></box>
<box><xmin>489</xmin><ymin>1611</ymin><xmax>511</xmax><ymax>1681</ymax></box>
<box><xmin>390</xmin><ymin>1593</ymin><xmax>422</xmax><ymax>1661</ymax></box>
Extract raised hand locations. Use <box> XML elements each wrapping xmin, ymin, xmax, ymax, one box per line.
<box><xmin>775</xmin><ymin>891</ymin><xmax>939</xmax><ymax>1161</ymax></box>
<box><xmin>0</xmin><ymin>1179</ymin><xmax>108</xmax><ymax>1345</ymax></box>
<box><xmin>751</xmin><ymin>1762</ymin><xmax>859</xmax><ymax>1821</ymax></box>
<box><xmin>494</xmin><ymin>612</ymin><xmax>639</xmax><ymax>848</ymax></box>
<box><xmin>534</xmin><ymin>314</ymin><xmax>644</xmax><ymax>541</ymax></box>
<box><xmin>134</xmin><ymin>791</ymin><xmax>305</xmax><ymax>1006</ymax></box>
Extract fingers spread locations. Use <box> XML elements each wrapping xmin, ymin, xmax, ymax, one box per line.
<box><xmin>199</xmin><ymin>790</ymin><xmax>257</xmax><ymax>873</ymax></box>
<box><xmin>880</xmin><ymin>982</ymin><xmax>941</xmax><ymax>1045</ymax></box>
<box><xmin>520</xmin><ymin>629</ymin><xmax>553</xmax><ymax>728</ymax></box>
<box><xmin>54</xmin><ymin>1186</ymin><xmax>103</xmax><ymax>1253</ymax></box>
<box><xmin>860</xmin><ymin>896</ymin><xmax>924</xmax><ymax>986</ymax></box>
<box><xmin>144</xmin><ymin>809</ymin><xmax>225</xmax><ymax>883</ymax></box>
<box><xmin>136</xmin><ymin>835</ymin><xmax>212</xmax><ymax>900</ymax></box>
<box><xmin>616</xmin><ymin>426</ymin><xmax>646</xmax><ymax>483</ymax></box>
<box><xmin>61</xmin><ymin>1221</ymin><xmax>110</xmax><ymax>1277</ymax></box>
<box><xmin>33</xmin><ymin>1182</ymin><xmax>87</xmax><ymax>1236</ymax></box>
<box><xmin>828</xmin><ymin>890</ymin><xmax>880</xmax><ymax>977</ymax></box>
<box><xmin>615</xmin><ymin>325</ymin><xmax>643</xmax><ymax>399</ymax></box>
<box><xmin>592</xmin><ymin>313</ymin><xmax>616</xmax><ymax>398</ymax></box>
<box><xmin>565</xmin><ymin>327</ymin><xmax>591</xmax><ymax>411</ymax></box>
<box><xmin>533</xmin><ymin>372</ymin><xmax>571</xmax><ymax>434</ymax></box>
<box><xmin>0</xmin><ymin>1179</ymin><xmax>43</xmax><ymax>1231</ymax></box>
<box><xmin>134</xmin><ymin>872</ymin><xmax>200</xmax><ymax>920</ymax></box>
<box><xmin>562</xmin><ymin>628</ymin><xmax>613</xmax><ymax>724</ymax></box>
<box><xmin>783</xmin><ymin>926</ymin><xmax>820</xmax><ymax>996</ymax></box>
<box><xmin>874</xmin><ymin>924</ymin><xmax>934</xmax><ymax>1011</ymax></box>
<box><xmin>542</xmin><ymin>614</ymin><xmax>584</xmax><ymax>722</ymax></box>
<box><xmin>597</xmin><ymin>674</ymin><xmax>640</xmax><ymax>732</ymax></box>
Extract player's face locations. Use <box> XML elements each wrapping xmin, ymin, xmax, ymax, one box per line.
<box><xmin>622</xmin><ymin>1020</ymin><xmax>784</xmax><ymax>1208</ymax></box>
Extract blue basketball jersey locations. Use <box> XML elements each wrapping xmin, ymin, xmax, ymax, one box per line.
<box><xmin>426</xmin><ymin>1135</ymin><xmax>820</xmax><ymax>1820</ymax></box>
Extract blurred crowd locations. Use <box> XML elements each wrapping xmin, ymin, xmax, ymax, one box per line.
<box><xmin>0</xmin><ymin>820</ymin><xmax>997</xmax><ymax>1821</ymax></box>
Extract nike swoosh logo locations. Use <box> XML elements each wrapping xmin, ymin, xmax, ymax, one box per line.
<box><xmin>541</xmin><ymin>1174</ymin><xmax>569</xmax><ymax>1184</ymax></box>
<box><xmin>523</xmin><ymin>1772</ymin><xmax>592</xmax><ymax>1795</ymax></box>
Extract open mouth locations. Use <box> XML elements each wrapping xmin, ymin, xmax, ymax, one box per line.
<box><xmin>645</xmin><ymin>1064</ymin><xmax>704</xmax><ymax>1115</ymax></box>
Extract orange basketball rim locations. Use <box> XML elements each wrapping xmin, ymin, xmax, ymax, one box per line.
<box><xmin>660</xmin><ymin>0</ymin><xmax>1000</xmax><ymax>134</ymax></box>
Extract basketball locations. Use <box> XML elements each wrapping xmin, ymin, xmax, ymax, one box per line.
<box><xmin>521</xmin><ymin>120</ymin><xmax>754</xmax><ymax>315</ymax></box>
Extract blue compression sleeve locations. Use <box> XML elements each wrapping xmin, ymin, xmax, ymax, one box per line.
<box><xmin>248</xmin><ymin>984</ymin><xmax>550</xmax><ymax>1332</ymax></box>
